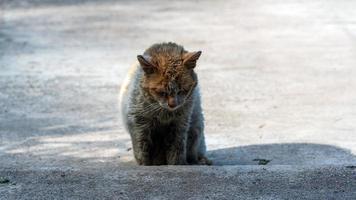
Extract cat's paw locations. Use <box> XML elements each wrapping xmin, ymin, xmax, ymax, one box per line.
<box><xmin>135</xmin><ymin>157</ymin><xmax>152</xmax><ymax>166</ymax></box>
<box><xmin>198</xmin><ymin>156</ymin><xmax>212</xmax><ymax>165</ymax></box>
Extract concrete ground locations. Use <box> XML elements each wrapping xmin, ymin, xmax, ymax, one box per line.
<box><xmin>1</xmin><ymin>0</ymin><xmax>356</xmax><ymax>199</ymax></box>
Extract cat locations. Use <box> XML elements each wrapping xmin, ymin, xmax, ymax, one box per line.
<box><xmin>119</xmin><ymin>42</ymin><xmax>211</xmax><ymax>165</ymax></box>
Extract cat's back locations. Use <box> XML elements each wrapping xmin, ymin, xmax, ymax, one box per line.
<box><xmin>119</xmin><ymin>62</ymin><xmax>141</xmax><ymax>129</ymax></box>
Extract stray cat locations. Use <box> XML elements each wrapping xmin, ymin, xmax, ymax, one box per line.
<box><xmin>119</xmin><ymin>42</ymin><xmax>211</xmax><ymax>165</ymax></box>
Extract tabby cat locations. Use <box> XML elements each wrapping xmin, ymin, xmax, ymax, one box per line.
<box><xmin>119</xmin><ymin>42</ymin><xmax>211</xmax><ymax>165</ymax></box>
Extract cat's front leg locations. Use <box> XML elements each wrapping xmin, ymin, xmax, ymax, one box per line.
<box><xmin>166</xmin><ymin>126</ymin><xmax>188</xmax><ymax>165</ymax></box>
<box><xmin>131</xmin><ymin>127</ymin><xmax>153</xmax><ymax>165</ymax></box>
<box><xmin>166</xmin><ymin>141</ymin><xmax>187</xmax><ymax>165</ymax></box>
<box><xmin>134</xmin><ymin>140</ymin><xmax>152</xmax><ymax>165</ymax></box>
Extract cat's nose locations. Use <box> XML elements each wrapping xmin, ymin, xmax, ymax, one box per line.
<box><xmin>167</xmin><ymin>96</ymin><xmax>177</xmax><ymax>108</ymax></box>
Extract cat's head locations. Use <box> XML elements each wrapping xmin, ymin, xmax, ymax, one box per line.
<box><xmin>138</xmin><ymin>42</ymin><xmax>201</xmax><ymax>111</ymax></box>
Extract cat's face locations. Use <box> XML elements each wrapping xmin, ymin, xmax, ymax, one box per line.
<box><xmin>138</xmin><ymin>51</ymin><xmax>201</xmax><ymax>111</ymax></box>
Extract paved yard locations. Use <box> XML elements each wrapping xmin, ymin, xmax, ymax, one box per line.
<box><xmin>1</xmin><ymin>0</ymin><xmax>356</xmax><ymax>199</ymax></box>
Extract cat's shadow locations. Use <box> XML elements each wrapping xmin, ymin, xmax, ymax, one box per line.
<box><xmin>207</xmin><ymin>143</ymin><xmax>356</xmax><ymax>166</ymax></box>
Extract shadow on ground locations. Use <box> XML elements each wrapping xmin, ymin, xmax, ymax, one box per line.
<box><xmin>208</xmin><ymin>143</ymin><xmax>356</xmax><ymax>166</ymax></box>
<box><xmin>2</xmin><ymin>132</ymin><xmax>356</xmax><ymax>168</ymax></box>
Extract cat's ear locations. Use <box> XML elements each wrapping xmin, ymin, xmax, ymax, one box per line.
<box><xmin>137</xmin><ymin>55</ymin><xmax>156</xmax><ymax>74</ymax></box>
<box><xmin>183</xmin><ymin>51</ymin><xmax>202</xmax><ymax>69</ymax></box>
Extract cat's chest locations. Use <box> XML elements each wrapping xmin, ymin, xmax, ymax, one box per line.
<box><xmin>155</xmin><ymin>109</ymin><xmax>189</xmax><ymax>125</ymax></box>
<box><xmin>155</xmin><ymin>114</ymin><xmax>175</xmax><ymax>124</ymax></box>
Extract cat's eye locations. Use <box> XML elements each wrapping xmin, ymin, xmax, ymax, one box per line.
<box><xmin>178</xmin><ymin>90</ymin><xmax>186</xmax><ymax>95</ymax></box>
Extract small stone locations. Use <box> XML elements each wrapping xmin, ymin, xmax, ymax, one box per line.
<box><xmin>258</xmin><ymin>124</ymin><xmax>266</xmax><ymax>129</ymax></box>
<box><xmin>346</xmin><ymin>165</ymin><xmax>356</xmax><ymax>169</ymax></box>
<box><xmin>253</xmin><ymin>159</ymin><xmax>270</xmax><ymax>165</ymax></box>
<box><xmin>0</xmin><ymin>177</ymin><xmax>10</xmax><ymax>184</ymax></box>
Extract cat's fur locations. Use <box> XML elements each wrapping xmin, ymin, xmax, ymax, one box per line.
<box><xmin>119</xmin><ymin>42</ymin><xmax>211</xmax><ymax>165</ymax></box>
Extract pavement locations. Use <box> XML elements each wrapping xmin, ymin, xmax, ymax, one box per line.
<box><xmin>1</xmin><ymin>0</ymin><xmax>356</xmax><ymax>199</ymax></box>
